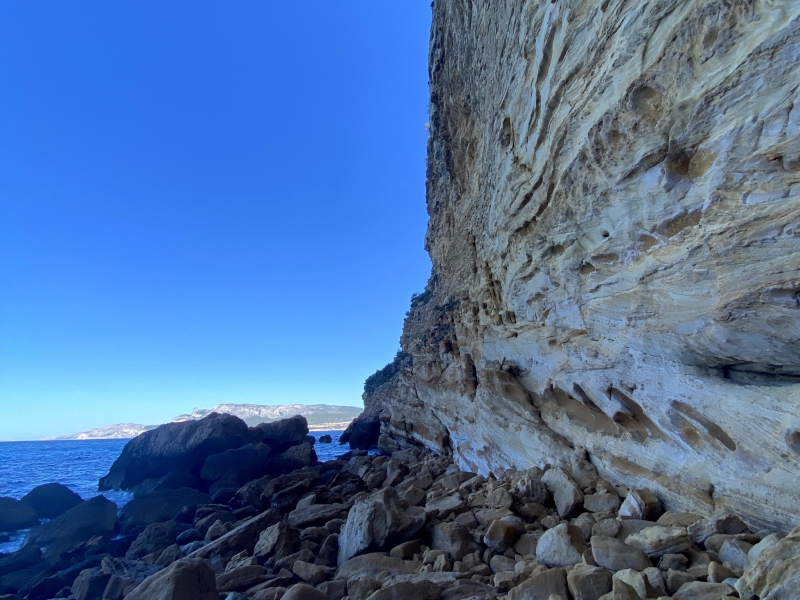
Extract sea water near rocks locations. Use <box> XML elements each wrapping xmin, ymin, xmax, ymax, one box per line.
<box><xmin>0</xmin><ymin>430</ymin><xmax>347</xmax><ymax>554</ymax></box>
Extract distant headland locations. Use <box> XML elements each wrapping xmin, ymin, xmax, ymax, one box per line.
<box><xmin>47</xmin><ymin>404</ymin><xmax>362</xmax><ymax>440</ymax></box>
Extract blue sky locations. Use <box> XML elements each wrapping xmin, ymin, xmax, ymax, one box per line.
<box><xmin>0</xmin><ymin>2</ymin><xmax>432</xmax><ymax>440</ymax></box>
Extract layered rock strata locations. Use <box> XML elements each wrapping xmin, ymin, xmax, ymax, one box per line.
<box><xmin>360</xmin><ymin>0</ymin><xmax>800</xmax><ymax>535</ymax></box>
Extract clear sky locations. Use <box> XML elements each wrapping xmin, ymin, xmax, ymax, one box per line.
<box><xmin>0</xmin><ymin>2</ymin><xmax>433</xmax><ymax>441</ymax></box>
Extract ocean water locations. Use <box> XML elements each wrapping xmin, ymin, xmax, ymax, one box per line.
<box><xmin>0</xmin><ymin>430</ymin><xmax>348</xmax><ymax>554</ymax></box>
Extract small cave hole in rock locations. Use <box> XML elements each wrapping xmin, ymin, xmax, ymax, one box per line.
<box><xmin>786</xmin><ymin>430</ymin><xmax>800</xmax><ymax>453</ymax></box>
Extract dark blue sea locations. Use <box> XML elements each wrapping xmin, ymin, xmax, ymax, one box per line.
<box><xmin>0</xmin><ymin>430</ymin><xmax>347</xmax><ymax>554</ymax></box>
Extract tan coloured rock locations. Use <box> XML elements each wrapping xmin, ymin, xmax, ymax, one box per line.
<box><xmin>125</xmin><ymin>558</ymin><xmax>217</xmax><ymax>600</ymax></box>
<box><xmin>625</xmin><ymin>526</ymin><xmax>691</xmax><ymax>557</ymax></box>
<box><xmin>508</xmin><ymin>567</ymin><xmax>568</xmax><ymax>600</ymax></box>
<box><xmin>337</xmin><ymin>487</ymin><xmax>426</xmax><ymax>564</ymax></box>
<box><xmin>536</xmin><ymin>523</ymin><xmax>586</xmax><ymax>567</ymax></box>
<box><xmin>567</xmin><ymin>564</ymin><xmax>613</xmax><ymax>600</ymax></box>
<box><xmin>362</xmin><ymin>0</ymin><xmax>800</xmax><ymax>535</ymax></box>
<box><xmin>736</xmin><ymin>526</ymin><xmax>800</xmax><ymax>599</ymax></box>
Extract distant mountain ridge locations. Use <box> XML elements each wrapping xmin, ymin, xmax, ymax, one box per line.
<box><xmin>51</xmin><ymin>403</ymin><xmax>362</xmax><ymax>440</ymax></box>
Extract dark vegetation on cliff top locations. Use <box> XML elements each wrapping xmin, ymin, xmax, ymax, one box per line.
<box><xmin>363</xmin><ymin>350</ymin><xmax>411</xmax><ymax>396</ymax></box>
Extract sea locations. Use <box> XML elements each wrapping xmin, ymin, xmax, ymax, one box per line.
<box><xmin>0</xmin><ymin>430</ymin><xmax>348</xmax><ymax>554</ymax></box>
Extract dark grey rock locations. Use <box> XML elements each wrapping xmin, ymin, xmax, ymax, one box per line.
<box><xmin>20</xmin><ymin>484</ymin><xmax>82</xmax><ymax>519</ymax></box>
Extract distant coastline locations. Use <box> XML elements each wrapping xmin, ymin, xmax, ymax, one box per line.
<box><xmin>42</xmin><ymin>403</ymin><xmax>361</xmax><ymax>441</ymax></box>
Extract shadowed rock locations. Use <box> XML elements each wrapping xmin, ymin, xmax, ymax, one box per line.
<box><xmin>20</xmin><ymin>483</ymin><xmax>82</xmax><ymax>519</ymax></box>
<box><xmin>99</xmin><ymin>412</ymin><xmax>251</xmax><ymax>491</ymax></box>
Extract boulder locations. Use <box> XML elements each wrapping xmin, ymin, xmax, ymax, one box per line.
<box><xmin>338</xmin><ymin>488</ymin><xmax>426</xmax><ymax>564</ymax></box>
<box><xmin>508</xmin><ymin>567</ymin><xmax>568</xmax><ymax>600</ymax></box>
<box><xmin>335</xmin><ymin>554</ymin><xmax>420</xmax><ymax>581</ymax></box>
<box><xmin>490</xmin><ymin>554</ymin><xmax>516</xmax><ymax>573</ymax></box>
<box><xmin>603</xmin><ymin>579</ymin><xmax>642</xmax><ymax>600</ymax></box>
<box><xmin>319</xmin><ymin>435</ymin><xmax>333</xmax><ymax>444</ymax></box>
<box><xmin>0</xmin><ymin>544</ymin><xmax>42</xmax><ymax>577</ymax></box>
<box><xmin>125</xmin><ymin>558</ymin><xmax>217</xmax><ymax>600</ymax></box>
<box><xmin>736</xmin><ymin>525</ymin><xmax>800</xmax><ymax>599</ymax></box>
<box><xmin>748</xmin><ymin>532</ymin><xmax>780</xmax><ymax>563</ymax></box>
<box><xmin>536</xmin><ymin>523</ymin><xmax>586</xmax><ymax>567</ymax></box>
<box><xmin>316</xmin><ymin>533</ymin><xmax>340</xmax><ymax>568</ymax></box>
<box><xmin>119</xmin><ymin>488</ymin><xmax>210</xmax><ymax>530</ymax></box>
<box><xmin>99</xmin><ymin>412</ymin><xmax>251</xmax><ymax>491</ymax></box>
<box><xmin>514</xmin><ymin>532</ymin><xmax>540</xmax><ymax>556</ymax></box>
<box><xmin>71</xmin><ymin>566</ymin><xmax>111</xmax><ymax>600</ymax></box>
<box><xmin>129</xmin><ymin>470</ymin><xmax>204</xmax><ymax>498</ymax></box>
<box><xmin>567</xmin><ymin>564</ymin><xmax>613</xmax><ymax>600</ymax></box>
<box><xmin>483</xmin><ymin>518</ymin><xmax>523</xmax><ymax>553</ymax></box>
<box><xmin>279</xmin><ymin>442</ymin><xmax>317</xmax><ymax>468</ymax></box>
<box><xmin>95</xmin><ymin>557</ymin><xmax>161</xmax><ymax>600</ymax></box>
<box><xmin>672</xmin><ymin>581</ymin><xmax>735</xmax><ymax>599</ymax></box>
<box><xmin>431</xmin><ymin>522</ymin><xmax>476</xmax><ymax>561</ymax></box>
<box><xmin>286</xmin><ymin>503</ymin><xmax>348</xmax><ymax>529</ymax></box>
<box><xmin>657</xmin><ymin>513</ymin><xmax>704</xmax><ymax>528</ymax></box>
<box><xmin>200</xmin><ymin>443</ymin><xmax>272</xmax><ymax>484</ymax></box>
<box><xmin>718</xmin><ymin>537</ymin><xmax>752</xmax><ymax>569</ymax></box>
<box><xmin>216</xmin><ymin>565</ymin><xmax>267</xmax><ymax>592</ymax></box>
<box><xmin>584</xmin><ymin>492</ymin><xmax>621</xmax><ymax>514</ymax></box>
<box><xmin>424</xmin><ymin>494</ymin><xmax>466</xmax><ymax>518</ymax></box>
<box><xmin>366</xmin><ymin>581</ymin><xmax>441</xmax><ymax>600</ymax></box>
<box><xmin>261</xmin><ymin>468</ymin><xmax>320</xmax><ymax>511</ymax></box>
<box><xmin>591</xmin><ymin>535</ymin><xmax>652</xmax><ymax>572</ymax></box>
<box><xmin>340</xmin><ymin>415</ymin><xmax>380</xmax><ymax>450</ymax></box>
<box><xmin>126</xmin><ymin>521</ymin><xmax>188</xmax><ymax>559</ymax></box>
<box><xmin>280</xmin><ymin>583</ymin><xmax>327</xmax><ymax>600</ymax></box>
<box><xmin>619</xmin><ymin>489</ymin><xmax>662</xmax><ymax>522</ymax></box>
<box><xmin>189</xmin><ymin>509</ymin><xmax>281</xmax><ymax>565</ymax></box>
<box><xmin>20</xmin><ymin>483</ymin><xmax>82</xmax><ymax>519</ymax></box>
<box><xmin>291</xmin><ymin>560</ymin><xmax>330</xmax><ymax>585</ymax></box>
<box><xmin>0</xmin><ymin>498</ymin><xmax>39</xmax><ymax>532</ymax></box>
<box><xmin>25</xmin><ymin>496</ymin><xmax>116</xmax><ymax>548</ymax></box>
<box><xmin>176</xmin><ymin>528</ymin><xmax>202</xmax><ymax>544</ymax></box>
<box><xmin>612</xmin><ymin>569</ymin><xmax>646</xmax><ymax>598</ymax></box>
<box><xmin>541</xmin><ymin>468</ymin><xmax>583</xmax><ymax>518</ymax></box>
<box><xmin>624</xmin><ymin>526</ymin><xmax>691</xmax><ymax>557</ymax></box>
<box><xmin>253</xmin><ymin>522</ymin><xmax>301</xmax><ymax>563</ymax></box>
<box><xmin>485</xmin><ymin>487</ymin><xmax>514</xmax><ymax>509</ymax></box>
<box><xmin>687</xmin><ymin>513</ymin><xmax>749</xmax><ymax>545</ymax></box>
<box><xmin>250</xmin><ymin>415</ymin><xmax>309</xmax><ymax>450</ymax></box>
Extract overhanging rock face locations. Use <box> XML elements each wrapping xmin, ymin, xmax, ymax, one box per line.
<box><xmin>371</xmin><ymin>0</ymin><xmax>800</xmax><ymax>534</ymax></box>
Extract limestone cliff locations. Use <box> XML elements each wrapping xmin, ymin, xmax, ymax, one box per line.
<box><xmin>368</xmin><ymin>0</ymin><xmax>800</xmax><ymax>534</ymax></box>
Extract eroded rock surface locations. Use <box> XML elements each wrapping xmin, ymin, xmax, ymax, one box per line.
<box><xmin>356</xmin><ymin>0</ymin><xmax>800</xmax><ymax>535</ymax></box>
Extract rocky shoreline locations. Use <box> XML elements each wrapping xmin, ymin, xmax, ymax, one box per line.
<box><xmin>0</xmin><ymin>412</ymin><xmax>797</xmax><ymax>600</ymax></box>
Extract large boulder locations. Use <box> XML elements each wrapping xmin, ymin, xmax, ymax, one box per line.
<box><xmin>0</xmin><ymin>497</ymin><xmax>39</xmax><ymax>532</ymax></box>
<box><xmin>431</xmin><ymin>522</ymin><xmax>477</xmax><ymax>561</ymax></box>
<box><xmin>737</xmin><ymin>526</ymin><xmax>800</xmax><ymax>599</ymax></box>
<box><xmin>249</xmin><ymin>415</ymin><xmax>309</xmax><ymax>451</ymax></box>
<box><xmin>119</xmin><ymin>488</ymin><xmax>210</xmax><ymax>531</ymax></box>
<box><xmin>92</xmin><ymin>557</ymin><xmax>161</xmax><ymax>600</ymax></box>
<box><xmin>125</xmin><ymin>558</ymin><xmax>217</xmax><ymax>600</ymax></box>
<box><xmin>591</xmin><ymin>535</ymin><xmax>653</xmax><ymax>572</ymax></box>
<box><xmin>536</xmin><ymin>523</ymin><xmax>586</xmax><ymax>567</ymax></box>
<box><xmin>126</xmin><ymin>521</ymin><xmax>189</xmax><ymax>559</ymax></box>
<box><xmin>99</xmin><ymin>412</ymin><xmax>251</xmax><ymax>491</ymax></box>
<box><xmin>340</xmin><ymin>415</ymin><xmax>380</xmax><ymax>449</ymax></box>
<box><xmin>20</xmin><ymin>483</ymin><xmax>82</xmax><ymax>519</ymax></box>
<box><xmin>129</xmin><ymin>471</ymin><xmax>204</xmax><ymax>498</ymax></box>
<box><xmin>0</xmin><ymin>544</ymin><xmax>42</xmax><ymax>577</ymax></box>
<box><xmin>338</xmin><ymin>487</ymin><xmax>427</xmax><ymax>564</ymax></box>
<box><xmin>200</xmin><ymin>443</ymin><xmax>272</xmax><ymax>489</ymax></box>
<box><xmin>541</xmin><ymin>468</ymin><xmax>583</xmax><ymax>518</ymax></box>
<box><xmin>25</xmin><ymin>496</ymin><xmax>117</xmax><ymax>548</ymax></box>
<box><xmin>189</xmin><ymin>509</ymin><xmax>282</xmax><ymax>565</ymax></box>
